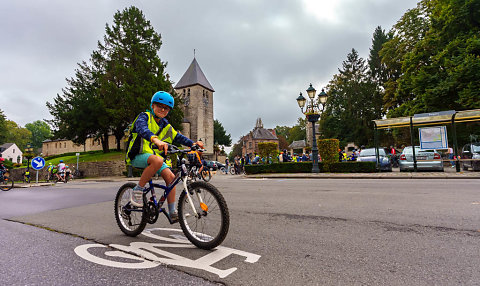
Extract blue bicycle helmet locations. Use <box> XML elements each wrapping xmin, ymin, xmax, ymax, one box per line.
<box><xmin>59</xmin><ymin>160</ymin><xmax>63</xmax><ymax>163</ymax></box>
<box><xmin>151</xmin><ymin>91</ymin><xmax>174</xmax><ymax>110</ymax></box>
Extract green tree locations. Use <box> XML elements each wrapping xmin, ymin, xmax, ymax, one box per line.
<box><xmin>277</xmin><ymin>134</ymin><xmax>289</xmax><ymax>150</ymax></box>
<box><xmin>47</xmin><ymin>61</ymin><xmax>105</xmax><ymax>148</ymax></box>
<box><xmin>229</xmin><ymin>140</ymin><xmax>243</xmax><ymax>161</ymax></box>
<box><xmin>393</xmin><ymin>0</ymin><xmax>480</xmax><ymax>116</ymax></box>
<box><xmin>321</xmin><ymin>49</ymin><xmax>382</xmax><ymax>146</ymax></box>
<box><xmin>25</xmin><ymin>120</ymin><xmax>52</xmax><ymax>150</ymax></box>
<box><xmin>94</xmin><ymin>6</ymin><xmax>179</xmax><ymax>150</ymax></box>
<box><xmin>258</xmin><ymin>142</ymin><xmax>279</xmax><ymax>163</ymax></box>
<box><xmin>47</xmin><ymin>6</ymin><xmax>178</xmax><ymax>153</ymax></box>
<box><xmin>368</xmin><ymin>26</ymin><xmax>389</xmax><ymax>85</ymax></box>
<box><xmin>275</xmin><ymin>118</ymin><xmax>306</xmax><ymax>146</ymax></box>
<box><xmin>4</xmin><ymin>120</ymin><xmax>32</xmax><ymax>150</ymax></box>
<box><xmin>214</xmin><ymin>119</ymin><xmax>232</xmax><ymax>146</ymax></box>
<box><xmin>379</xmin><ymin>0</ymin><xmax>431</xmax><ymax>113</ymax></box>
<box><xmin>0</xmin><ymin>109</ymin><xmax>7</xmax><ymax>144</ymax></box>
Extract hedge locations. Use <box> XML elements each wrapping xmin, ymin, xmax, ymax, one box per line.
<box><xmin>244</xmin><ymin>161</ymin><xmax>376</xmax><ymax>174</ymax></box>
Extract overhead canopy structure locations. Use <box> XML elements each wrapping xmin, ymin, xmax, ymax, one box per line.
<box><xmin>373</xmin><ymin>109</ymin><xmax>480</xmax><ymax>172</ymax></box>
<box><xmin>374</xmin><ymin>109</ymin><xmax>480</xmax><ymax>129</ymax></box>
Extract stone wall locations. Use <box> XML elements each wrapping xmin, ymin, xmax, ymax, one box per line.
<box><xmin>42</xmin><ymin>136</ymin><xmax>125</xmax><ymax>157</ymax></box>
<box><xmin>8</xmin><ymin>160</ymin><xmax>127</xmax><ymax>181</ymax></box>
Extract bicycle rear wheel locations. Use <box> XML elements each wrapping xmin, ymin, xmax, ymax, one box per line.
<box><xmin>201</xmin><ymin>170</ymin><xmax>212</xmax><ymax>182</ymax></box>
<box><xmin>1</xmin><ymin>177</ymin><xmax>13</xmax><ymax>191</ymax></box>
<box><xmin>114</xmin><ymin>182</ymin><xmax>146</xmax><ymax>237</ymax></box>
<box><xmin>178</xmin><ymin>181</ymin><xmax>229</xmax><ymax>250</ymax></box>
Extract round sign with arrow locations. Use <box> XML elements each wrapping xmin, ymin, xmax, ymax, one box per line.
<box><xmin>31</xmin><ymin>157</ymin><xmax>46</xmax><ymax>170</ymax></box>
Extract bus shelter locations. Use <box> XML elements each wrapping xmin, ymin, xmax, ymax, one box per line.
<box><xmin>373</xmin><ymin>109</ymin><xmax>480</xmax><ymax>172</ymax></box>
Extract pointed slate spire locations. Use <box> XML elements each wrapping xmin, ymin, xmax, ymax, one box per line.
<box><xmin>174</xmin><ymin>58</ymin><xmax>215</xmax><ymax>92</ymax></box>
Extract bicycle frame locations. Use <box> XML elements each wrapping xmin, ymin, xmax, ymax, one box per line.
<box><xmin>123</xmin><ymin>147</ymin><xmax>207</xmax><ymax>222</ymax></box>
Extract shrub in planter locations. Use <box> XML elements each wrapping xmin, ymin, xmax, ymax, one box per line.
<box><xmin>318</xmin><ymin>139</ymin><xmax>339</xmax><ymax>171</ymax></box>
<box><xmin>244</xmin><ymin>161</ymin><xmax>376</xmax><ymax>174</ymax></box>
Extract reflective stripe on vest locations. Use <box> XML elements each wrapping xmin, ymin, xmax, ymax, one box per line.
<box><xmin>126</xmin><ymin>112</ymin><xmax>178</xmax><ymax>164</ymax></box>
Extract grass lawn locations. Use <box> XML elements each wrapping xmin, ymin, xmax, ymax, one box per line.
<box><xmin>17</xmin><ymin>151</ymin><xmax>124</xmax><ymax>169</ymax></box>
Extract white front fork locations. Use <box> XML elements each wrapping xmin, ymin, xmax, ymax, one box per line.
<box><xmin>182</xmin><ymin>179</ymin><xmax>205</xmax><ymax>218</ymax></box>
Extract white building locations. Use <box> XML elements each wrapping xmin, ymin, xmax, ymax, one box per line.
<box><xmin>0</xmin><ymin>143</ymin><xmax>23</xmax><ymax>164</ymax></box>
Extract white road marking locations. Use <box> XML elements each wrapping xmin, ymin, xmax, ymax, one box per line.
<box><xmin>74</xmin><ymin>228</ymin><xmax>261</xmax><ymax>278</ymax></box>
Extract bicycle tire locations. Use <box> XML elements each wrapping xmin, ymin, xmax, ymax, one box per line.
<box><xmin>178</xmin><ymin>181</ymin><xmax>229</xmax><ymax>250</ymax></box>
<box><xmin>201</xmin><ymin>170</ymin><xmax>212</xmax><ymax>182</ymax></box>
<box><xmin>114</xmin><ymin>182</ymin><xmax>147</xmax><ymax>237</ymax></box>
<box><xmin>229</xmin><ymin>167</ymin><xmax>235</xmax><ymax>175</ymax></box>
<box><xmin>1</xmin><ymin>177</ymin><xmax>13</xmax><ymax>191</ymax></box>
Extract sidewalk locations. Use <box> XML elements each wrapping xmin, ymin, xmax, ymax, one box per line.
<box><xmin>244</xmin><ymin>171</ymin><xmax>480</xmax><ymax>179</ymax></box>
<box><xmin>11</xmin><ymin>168</ymin><xmax>480</xmax><ymax>188</ymax></box>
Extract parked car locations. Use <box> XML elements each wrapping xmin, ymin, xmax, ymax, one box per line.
<box><xmin>461</xmin><ymin>143</ymin><xmax>480</xmax><ymax>171</ymax></box>
<box><xmin>399</xmin><ymin>146</ymin><xmax>444</xmax><ymax>172</ymax></box>
<box><xmin>357</xmin><ymin>148</ymin><xmax>392</xmax><ymax>172</ymax></box>
<box><xmin>205</xmin><ymin>160</ymin><xmax>218</xmax><ymax>171</ymax></box>
<box><xmin>211</xmin><ymin>161</ymin><xmax>227</xmax><ymax>172</ymax></box>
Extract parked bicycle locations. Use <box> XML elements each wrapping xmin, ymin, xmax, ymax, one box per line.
<box><xmin>187</xmin><ymin>165</ymin><xmax>212</xmax><ymax>182</ymax></box>
<box><xmin>115</xmin><ymin>144</ymin><xmax>230</xmax><ymax>250</ymax></box>
<box><xmin>0</xmin><ymin>170</ymin><xmax>14</xmax><ymax>191</ymax></box>
<box><xmin>229</xmin><ymin>163</ymin><xmax>245</xmax><ymax>175</ymax></box>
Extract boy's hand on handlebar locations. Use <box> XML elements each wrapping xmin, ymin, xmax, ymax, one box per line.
<box><xmin>194</xmin><ymin>141</ymin><xmax>204</xmax><ymax>149</ymax></box>
<box><xmin>153</xmin><ymin>138</ymin><xmax>169</xmax><ymax>155</ymax></box>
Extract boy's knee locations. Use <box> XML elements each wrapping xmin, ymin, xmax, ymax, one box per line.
<box><xmin>148</xmin><ymin>155</ymin><xmax>164</xmax><ymax>168</ymax></box>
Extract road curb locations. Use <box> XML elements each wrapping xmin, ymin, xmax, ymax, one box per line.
<box><xmin>244</xmin><ymin>174</ymin><xmax>480</xmax><ymax>179</ymax></box>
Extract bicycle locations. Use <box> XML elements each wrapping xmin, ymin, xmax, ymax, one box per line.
<box><xmin>186</xmin><ymin>163</ymin><xmax>212</xmax><ymax>183</ymax></box>
<box><xmin>0</xmin><ymin>170</ymin><xmax>14</xmax><ymax>191</ymax></box>
<box><xmin>114</xmin><ymin>144</ymin><xmax>230</xmax><ymax>250</ymax></box>
<box><xmin>229</xmin><ymin>164</ymin><xmax>245</xmax><ymax>175</ymax></box>
<box><xmin>56</xmin><ymin>171</ymin><xmax>69</xmax><ymax>183</ymax></box>
<box><xmin>23</xmin><ymin>170</ymin><xmax>31</xmax><ymax>184</ymax></box>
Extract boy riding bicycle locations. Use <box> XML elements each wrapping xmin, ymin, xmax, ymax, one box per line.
<box><xmin>188</xmin><ymin>148</ymin><xmax>206</xmax><ymax>179</ymax></box>
<box><xmin>126</xmin><ymin>91</ymin><xmax>203</xmax><ymax>223</ymax></box>
<box><xmin>0</xmin><ymin>158</ymin><xmax>8</xmax><ymax>175</ymax></box>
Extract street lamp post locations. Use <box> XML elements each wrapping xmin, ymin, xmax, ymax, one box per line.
<box><xmin>24</xmin><ymin>143</ymin><xmax>34</xmax><ymax>173</ymax></box>
<box><xmin>296</xmin><ymin>84</ymin><xmax>328</xmax><ymax>173</ymax></box>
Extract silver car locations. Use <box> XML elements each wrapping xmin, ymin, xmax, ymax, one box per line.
<box><xmin>399</xmin><ymin>146</ymin><xmax>444</xmax><ymax>172</ymax></box>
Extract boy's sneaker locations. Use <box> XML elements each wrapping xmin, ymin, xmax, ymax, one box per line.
<box><xmin>169</xmin><ymin>211</ymin><xmax>179</xmax><ymax>223</ymax></box>
<box><xmin>130</xmin><ymin>185</ymin><xmax>145</xmax><ymax>207</ymax></box>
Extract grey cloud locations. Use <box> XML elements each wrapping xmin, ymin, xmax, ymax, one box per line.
<box><xmin>1</xmin><ymin>0</ymin><xmax>418</xmax><ymax>144</ymax></box>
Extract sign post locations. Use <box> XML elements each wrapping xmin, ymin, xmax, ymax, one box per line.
<box><xmin>76</xmin><ymin>153</ymin><xmax>80</xmax><ymax>176</ymax></box>
<box><xmin>31</xmin><ymin>157</ymin><xmax>46</xmax><ymax>184</ymax></box>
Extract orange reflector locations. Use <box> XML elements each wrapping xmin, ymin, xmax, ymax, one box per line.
<box><xmin>200</xmin><ymin>203</ymin><xmax>208</xmax><ymax>211</ymax></box>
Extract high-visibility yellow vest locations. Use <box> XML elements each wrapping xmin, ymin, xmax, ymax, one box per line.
<box><xmin>166</xmin><ymin>158</ymin><xmax>172</xmax><ymax>168</ymax></box>
<box><xmin>126</xmin><ymin>111</ymin><xmax>177</xmax><ymax>165</ymax></box>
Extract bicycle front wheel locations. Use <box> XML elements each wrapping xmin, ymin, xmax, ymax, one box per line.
<box><xmin>114</xmin><ymin>182</ymin><xmax>146</xmax><ymax>237</ymax></box>
<box><xmin>201</xmin><ymin>170</ymin><xmax>212</xmax><ymax>182</ymax></box>
<box><xmin>178</xmin><ymin>181</ymin><xmax>229</xmax><ymax>250</ymax></box>
<box><xmin>1</xmin><ymin>177</ymin><xmax>13</xmax><ymax>191</ymax></box>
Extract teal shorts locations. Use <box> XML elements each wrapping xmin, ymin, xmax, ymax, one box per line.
<box><xmin>131</xmin><ymin>153</ymin><xmax>169</xmax><ymax>176</ymax></box>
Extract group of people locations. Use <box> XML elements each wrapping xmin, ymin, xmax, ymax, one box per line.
<box><xmin>46</xmin><ymin>160</ymin><xmax>73</xmax><ymax>182</ymax></box>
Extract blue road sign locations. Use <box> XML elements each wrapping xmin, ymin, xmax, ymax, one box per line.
<box><xmin>31</xmin><ymin>157</ymin><xmax>46</xmax><ymax>170</ymax></box>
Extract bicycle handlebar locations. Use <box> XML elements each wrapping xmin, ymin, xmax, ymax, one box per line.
<box><xmin>151</xmin><ymin>144</ymin><xmax>206</xmax><ymax>154</ymax></box>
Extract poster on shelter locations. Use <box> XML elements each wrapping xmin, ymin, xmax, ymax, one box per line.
<box><xmin>419</xmin><ymin>126</ymin><xmax>448</xmax><ymax>149</ymax></box>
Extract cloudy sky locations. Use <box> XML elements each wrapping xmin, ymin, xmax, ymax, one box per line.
<box><xmin>1</xmin><ymin>0</ymin><xmax>418</xmax><ymax>145</ymax></box>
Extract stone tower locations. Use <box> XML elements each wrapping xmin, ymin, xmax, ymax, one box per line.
<box><xmin>174</xmin><ymin>58</ymin><xmax>215</xmax><ymax>158</ymax></box>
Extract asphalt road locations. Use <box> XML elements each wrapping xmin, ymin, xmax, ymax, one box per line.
<box><xmin>2</xmin><ymin>176</ymin><xmax>480</xmax><ymax>285</ymax></box>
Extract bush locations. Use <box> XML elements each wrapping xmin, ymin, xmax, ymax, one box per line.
<box><xmin>318</xmin><ymin>139</ymin><xmax>339</xmax><ymax>164</ymax></box>
<box><xmin>244</xmin><ymin>161</ymin><xmax>376</xmax><ymax>174</ymax></box>
<box><xmin>258</xmin><ymin>142</ymin><xmax>279</xmax><ymax>163</ymax></box>
<box><xmin>318</xmin><ymin>139</ymin><xmax>339</xmax><ymax>171</ymax></box>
